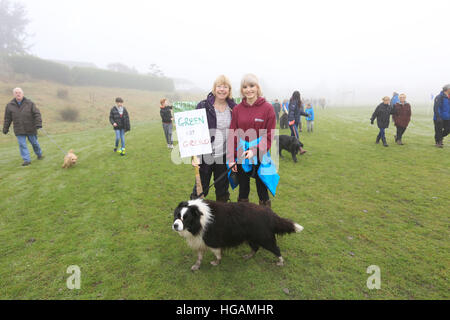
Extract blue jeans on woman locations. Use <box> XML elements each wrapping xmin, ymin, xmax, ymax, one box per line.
<box><xmin>290</xmin><ymin>124</ymin><xmax>299</xmax><ymax>139</ymax></box>
<box><xmin>17</xmin><ymin>135</ymin><xmax>42</xmax><ymax>162</ymax></box>
<box><xmin>377</xmin><ymin>128</ymin><xmax>386</xmax><ymax>140</ymax></box>
<box><xmin>115</xmin><ymin>129</ymin><xmax>125</xmax><ymax>149</ymax></box>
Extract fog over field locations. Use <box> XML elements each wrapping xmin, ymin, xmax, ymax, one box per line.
<box><xmin>20</xmin><ymin>0</ymin><xmax>450</xmax><ymax>104</ymax></box>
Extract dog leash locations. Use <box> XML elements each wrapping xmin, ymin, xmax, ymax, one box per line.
<box><xmin>40</xmin><ymin>128</ymin><xmax>68</xmax><ymax>156</ymax></box>
<box><xmin>196</xmin><ymin>163</ymin><xmax>237</xmax><ymax>199</ymax></box>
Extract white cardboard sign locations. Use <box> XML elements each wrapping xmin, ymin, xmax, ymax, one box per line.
<box><xmin>174</xmin><ymin>109</ymin><xmax>212</xmax><ymax>158</ymax></box>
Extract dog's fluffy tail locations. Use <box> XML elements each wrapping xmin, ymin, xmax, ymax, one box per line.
<box><xmin>272</xmin><ymin>215</ymin><xmax>304</xmax><ymax>235</ymax></box>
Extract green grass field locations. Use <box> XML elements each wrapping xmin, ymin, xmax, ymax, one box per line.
<box><xmin>0</xmin><ymin>105</ymin><xmax>448</xmax><ymax>300</ymax></box>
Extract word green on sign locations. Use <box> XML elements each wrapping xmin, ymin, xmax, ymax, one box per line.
<box><xmin>177</xmin><ymin>116</ymin><xmax>205</xmax><ymax>127</ymax></box>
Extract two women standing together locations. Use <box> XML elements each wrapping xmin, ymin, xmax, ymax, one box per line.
<box><xmin>191</xmin><ymin>74</ymin><xmax>277</xmax><ymax>207</ymax></box>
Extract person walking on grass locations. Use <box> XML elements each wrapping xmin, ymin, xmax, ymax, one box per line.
<box><xmin>371</xmin><ymin>96</ymin><xmax>394</xmax><ymax>147</ymax></box>
<box><xmin>280</xmin><ymin>99</ymin><xmax>289</xmax><ymax>129</ymax></box>
<box><xmin>160</xmin><ymin>98</ymin><xmax>174</xmax><ymax>149</ymax></box>
<box><xmin>2</xmin><ymin>88</ymin><xmax>43</xmax><ymax>166</ymax></box>
<box><xmin>392</xmin><ymin>94</ymin><xmax>412</xmax><ymax>145</ymax></box>
<box><xmin>190</xmin><ymin>75</ymin><xmax>236</xmax><ymax>202</ymax></box>
<box><xmin>305</xmin><ymin>103</ymin><xmax>315</xmax><ymax>132</ymax></box>
<box><xmin>288</xmin><ymin>91</ymin><xmax>308</xmax><ymax>154</ymax></box>
<box><xmin>272</xmin><ymin>99</ymin><xmax>281</xmax><ymax>124</ymax></box>
<box><xmin>227</xmin><ymin>74</ymin><xmax>279</xmax><ymax>208</ymax></box>
<box><xmin>109</xmin><ymin>97</ymin><xmax>130</xmax><ymax>156</ymax></box>
<box><xmin>433</xmin><ymin>84</ymin><xmax>450</xmax><ymax>148</ymax></box>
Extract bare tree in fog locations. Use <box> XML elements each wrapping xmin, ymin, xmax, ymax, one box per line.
<box><xmin>0</xmin><ymin>0</ymin><xmax>31</xmax><ymax>55</ymax></box>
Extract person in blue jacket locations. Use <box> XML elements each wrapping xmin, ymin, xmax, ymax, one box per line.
<box><xmin>434</xmin><ymin>84</ymin><xmax>450</xmax><ymax>148</ymax></box>
<box><xmin>390</xmin><ymin>92</ymin><xmax>400</xmax><ymax>109</ymax></box>
<box><xmin>305</xmin><ymin>103</ymin><xmax>315</xmax><ymax>132</ymax></box>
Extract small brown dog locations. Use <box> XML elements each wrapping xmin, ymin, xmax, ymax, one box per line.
<box><xmin>62</xmin><ymin>149</ymin><xmax>78</xmax><ymax>168</ymax></box>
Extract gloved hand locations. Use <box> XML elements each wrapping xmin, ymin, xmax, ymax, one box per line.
<box><xmin>2</xmin><ymin>129</ymin><xmax>8</xmax><ymax>135</ymax></box>
<box><xmin>370</xmin><ymin>120</ymin><xmax>374</xmax><ymax>125</ymax></box>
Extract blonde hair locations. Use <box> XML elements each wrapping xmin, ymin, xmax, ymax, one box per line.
<box><xmin>160</xmin><ymin>98</ymin><xmax>167</xmax><ymax>106</ymax></box>
<box><xmin>240</xmin><ymin>74</ymin><xmax>262</xmax><ymax>98</ymax></box>
<box><xmin>213</xmin><ymin>75</ymin><xmax>233</xmax><ymax>100</ymax></box>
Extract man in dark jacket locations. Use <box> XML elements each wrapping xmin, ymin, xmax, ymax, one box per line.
<box><xmin>3</xmin><ymin>88</ymin><xmax>43</xmax><ymax>166</ymax></box>
<box><xmin>433</xmin><ymin>84</ymin><xmax>450</xmax><ymax>148</ymax></box>
<box><xmin>272</xmin><ymin>99</ymin><xmax>281</xmax><ymax>124</ymax></box>
<box><xmin>371</xmin><ymin>96</ymin><xmax>394</xmax><ymax>147</ymax></box>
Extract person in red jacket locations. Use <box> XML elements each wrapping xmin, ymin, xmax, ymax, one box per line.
<box><xmin>227</xmin><ymin>74</ymin><xmax>277</xmax><ymax>207</ymax></box>
<box><xmin>392</xmin><ymin>94</ymin><xmax>412</xmax><ymax>145</ymax></box>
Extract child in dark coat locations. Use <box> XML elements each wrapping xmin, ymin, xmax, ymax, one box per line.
<box><xmin>371</xmin><ymin>96</ymin><xmax>394</xmax><ymax>147</ymax></box>
<box><xmin>109</xmin><ymin>97</ymin><xmax>131</xmax><ymax>156</ymax></box>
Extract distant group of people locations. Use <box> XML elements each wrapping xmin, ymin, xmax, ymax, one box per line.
<box><xmin>370</xmin><ymin>84</ymin><xmax>450</xmax><ymax>148</ymax></box>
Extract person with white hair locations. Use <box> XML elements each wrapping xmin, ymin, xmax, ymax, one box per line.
<box><xmin>3</xmin><ymin>88</ymin><xmax>43</xmax><ymax>166</ymax></box>
<box><xmin>227</xmin><ymin>74</ymin><xmax>278</xmax><ymax>207</ymax></box>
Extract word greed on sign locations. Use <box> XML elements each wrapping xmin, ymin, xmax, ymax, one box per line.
<box><xmin>175</xmin><ymin>109</ymin><xmax>212</xmax><ymax>158</ymax></box>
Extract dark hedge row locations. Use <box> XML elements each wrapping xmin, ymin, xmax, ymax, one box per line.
<box><xmin>5</xmin><ymin>55</ymin><xmax>174</xmax><ymax>92</ymax></box>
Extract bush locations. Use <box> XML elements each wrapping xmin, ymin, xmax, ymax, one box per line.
<box><xmin>60</xmin><ymin>107</ymin><xmax>79</xmax><ymax>122</ymax></box>
<box><xmin>57</xmin><ymin>89</ymin><xmax>69</xmax><ymax>99</ymax></box>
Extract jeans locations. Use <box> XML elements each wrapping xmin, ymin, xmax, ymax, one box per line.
<box><xmin>307</xmin><ymin>120</ymin><xmax>314</xmax><ymax>132</ymax></box>
<box><xmin>115</xmin><ymin>129</ymin><xmax>125</xmax><ymax>149</ymax></box>
<box><xmin>17</xmin><ymin>135</ymin><xmax>42</xmax><ymax>162</ymax></box>
<box><xmin>377</xmin><ymin>128</ymin><xmax>386</xmax><ymax>140</ymax></box>
<box><xmin>290</xmin><ymin>124</ymin><xmax>299</xmax><ymax>139</ymax></box>
<box><xmin>434</xmin><ymin>120</ymin><xmax>450</xmax><ymax>143</ymax></box>
<box><xmin>162</xmin><ymin>122</ymin><xmax>173</xmax><ymax>145</ymax></box>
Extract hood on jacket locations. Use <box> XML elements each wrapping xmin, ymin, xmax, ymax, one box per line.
<box><xmin>241</xmin><ymin>97</ymin><xmax>267</xmax><ymax>108</ymax></box>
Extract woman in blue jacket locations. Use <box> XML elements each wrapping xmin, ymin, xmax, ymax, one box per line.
<box><xmin>288</xmin><ymin>91</ymin><xmax>308</xmax><ymax>154</ymax></box>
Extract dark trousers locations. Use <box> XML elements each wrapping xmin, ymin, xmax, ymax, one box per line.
<box><xmin>396</xmin><ymin>127</ymin><xmax>407</xmax><ymax>141</ymax></box>
<box><xmin>434</xmin><ymin>120</ymin><xmax>450</xmax><ymax>143</ymax></box>
<box><xmin>237</xmin><ymin>164</ymin><xmax>269</xmax><ymax>202</ymax></box>
<box><xmin>190</xmin><ymin>154</ymin><xmax>230</xmax><ymax>201</ymax></box>
<box><xmin>280</xmin><ymin>114</ymin><xmax>289</xmax><ymax>129</ymax></box>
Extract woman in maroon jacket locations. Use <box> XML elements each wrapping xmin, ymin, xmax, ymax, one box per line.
<box><xmin>227</xmin><ymin>74</ymin><xmax>276</xmax><ymax>207</ymax></box>
<box><xmin>392</xmin><ymin>94</ymin><xmax>412</xmax><ymax>145</ymax></box>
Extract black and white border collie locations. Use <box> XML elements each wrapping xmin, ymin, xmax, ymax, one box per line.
<box><xmin>172</xmin><ymin>199</ymin><xmax>304</xmax><ymax>271</ymax></box>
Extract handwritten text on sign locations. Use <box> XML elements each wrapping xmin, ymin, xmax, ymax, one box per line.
<box><xmin>175</xmin><ymin>109</ymin><xmax>212</xmax><ymax>158</ymax></box>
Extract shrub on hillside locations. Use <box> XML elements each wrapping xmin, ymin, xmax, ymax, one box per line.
<box><xmin>60</xmin><ymin>107</ymin><xmax>79</xmax><ymax>122</ymax></box>
<box><xmin>57</xmin><ymin>89</ymin><xmax>69</xmax><ymax>99</ymax></box>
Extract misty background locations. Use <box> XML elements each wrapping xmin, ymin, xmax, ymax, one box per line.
<box><xmin>5</xmin><ymin>0</ymin><xmax>450</xmax><ymax>105</ymax></box>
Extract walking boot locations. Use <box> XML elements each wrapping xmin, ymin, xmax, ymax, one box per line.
<box><xmin>376</xmin><ymin>136</ymin><xmax>381</xmax><ymax>144</ymax></box>
<box><xmin>259</xmin><ymin>200</ymin><xmax>272</xmax><ymax>208</ymax></box>
<box><xmin>382</xmin><ymin>137</ymin><xmax>388</xmax><ymax>147</ymax></box>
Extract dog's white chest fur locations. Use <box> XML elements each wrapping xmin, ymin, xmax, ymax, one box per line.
<box><xmin>179</xmin><ymin>231</ymin><xmax>208</xmax><ymax>252</ymax></box>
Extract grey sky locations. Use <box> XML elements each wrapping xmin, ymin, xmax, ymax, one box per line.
<box><xmin>21</xmin><ymin>0</ymin><xmax>450</xmax><ymax>104</ymax></box>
